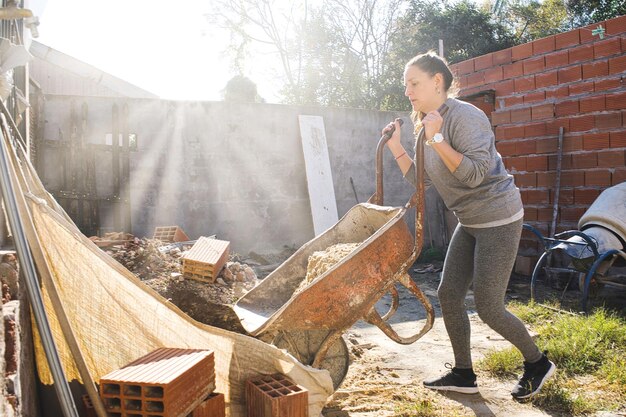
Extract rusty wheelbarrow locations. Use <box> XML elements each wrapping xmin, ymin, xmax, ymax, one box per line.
<box><xmin>233</xmin><ymin>119</ymin><xmax>435</xmax><ymax>389</ymax></box>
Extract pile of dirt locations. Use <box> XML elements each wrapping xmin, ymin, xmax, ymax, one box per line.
<box><xmin>104</xmin><ymin>238</ymin><xmax>260</xmax><ymax>331</ymax></box>
<box><xmin>294</xmin><ymin>243</ymin><xmax>360</xmax><ymax>294</ymax></box>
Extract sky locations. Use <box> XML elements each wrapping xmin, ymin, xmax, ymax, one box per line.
<box><xmin>34</xmin><ymin>0</ymin><xmax>282</xmax><ymax>101</ymax></box>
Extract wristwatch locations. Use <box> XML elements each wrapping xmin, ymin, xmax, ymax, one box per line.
<box><xmin>426</xmin><ymin>132</ymin><xmax>444</xmax><ymax>146</ymax></box>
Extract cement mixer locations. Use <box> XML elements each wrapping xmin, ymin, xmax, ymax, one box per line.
<box><xmin>525</xmin><ymin>182</ymin><xmax>626</xmax><ymax>311</ymax></box>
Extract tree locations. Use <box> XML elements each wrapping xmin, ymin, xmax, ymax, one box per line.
<box><xmin>379</xmin><ymin>0</ymin><xmax>516</xmax><ymax>110</ymax></box>
<box><xmin>223</xmin><ymin>75</ymin><xmax>264</xmax><ymax>102</ymax></box>
<box><xmin>566</xmin><ymin>0</ymin><xmax>626</xmax><ymax>26</ymax></box>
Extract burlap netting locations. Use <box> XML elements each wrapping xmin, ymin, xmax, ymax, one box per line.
<box><xmin>17</xmin><ymin>164</ymin><xmax>333</xmax><ymax>415</ymax></box>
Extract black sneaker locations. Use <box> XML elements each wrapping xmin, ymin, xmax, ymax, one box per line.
<box><xmin>423</xmin><ymin>364</ymin><xmax>479</xmax><ymax>394</ymax></box>
<box><xmin>511</xmin><ymin>353</ymin><xmax>556</xmax><ymax>400</ymax></box>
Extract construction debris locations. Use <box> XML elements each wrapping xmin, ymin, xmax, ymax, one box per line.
<box><xmin>182</xmin><ymin>237</ymin><xmax>231</xmax><ymax>282</ymax></box>
<box><xmin>100</xmin><ymin>348</ymin><xmax>216</xmax><ymax>417</ymax></box>
<box><xmin>153</xmin><ymin>225</ymin><xmax>190</xmax><ymax>243</ymax></box>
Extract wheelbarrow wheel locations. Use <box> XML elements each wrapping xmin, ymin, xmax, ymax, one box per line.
<box><xmin>272</xmin><ymin>330</ymin><xmax>349</xmax><ymax>390</ymax></box>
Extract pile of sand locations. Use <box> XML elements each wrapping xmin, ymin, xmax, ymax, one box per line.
<box><xmin>294</xmin><ymin>243</ymin><xmax>360</xmax><ymax>295</ymax></box>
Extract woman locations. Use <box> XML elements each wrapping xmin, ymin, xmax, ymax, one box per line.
<box><xmin>382</xmin><ymin>51</ymin><xmax>555</xmax><ymax>400</ymax></box>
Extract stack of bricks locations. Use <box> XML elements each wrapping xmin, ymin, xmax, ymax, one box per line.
<box><xmin>246</xmin><ymin>374</ymin><xmax>308</xmax><ymax>417</ymax></box>
<box><xmin>99</xmin><ymin>348</ymin><xmax>224</xmax><ymax>417</ymax></box>
<box><xmin>182</xmin><ymin>237</ymin><xmax>230</xmax><ymax>283</ymax></box>
<box><xmin>450</xmin><ymin>15</ymin><xmax>626</xmax><ymax>257</ymax></box>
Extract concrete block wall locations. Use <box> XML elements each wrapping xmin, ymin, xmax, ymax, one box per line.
<box><xmin>450</xmin><ymin>15</ymin><xmax>626</xmax><ymax>255</ymax></box>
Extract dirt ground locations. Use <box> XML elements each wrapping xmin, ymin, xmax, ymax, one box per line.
<box><xmin>321</xmin><ymin>264</ymin><xmax>624</xmax><ymax>417</ymax></box>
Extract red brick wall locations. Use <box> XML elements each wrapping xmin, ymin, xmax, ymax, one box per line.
<box><xmin>450</xmin><ymin>15</ymin><xmax>626</xmax><ymax>255</ymax></box>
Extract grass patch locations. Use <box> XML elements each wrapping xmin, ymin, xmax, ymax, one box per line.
<box><xmin>478</xmin><ymin>302</ymin><xmax>626</xmax><ymax>415</ymax></box>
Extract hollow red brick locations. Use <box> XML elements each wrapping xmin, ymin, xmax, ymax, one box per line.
<box><xmin>505</xmin><ymin>95</ymin><xmax>524</xmax><ymax>107</ymax></box>
<box><xmin>560</xmin><ymin>170</ymin><xmax>585</xmax><ymax>187</ymax></box>
<box><xmin>484</xmin><ymin>67</ymin><xmax>504</xmax><ymax>83</ymax></box>
<box><xmin>555</xmin><ymin>100</ymin><xmax>579</xmax><ymax>117</ymax></box>
<box><xmin>606</xmin><ymin>91</ymin><xmax>626</xmax><ymax>110</ymax></box>
<box><xmin>595</xmin><ymin>112</ymin><xmax>622</xmax><ymax>129</ymax></box>
<box><xmin>526</xmin><ymin>155</ymin><xmax>548</xmax><ymax>171</ymax></box>
<box><xmin>524</xmin><ymin>91</ymin><xmax>546</xmax><ymax>104</ymax></box>
<box><xmin>503</xmin><ymin>62</ymin><xmax>523</xmax><ymax>79</ymax></box>
<box><xmin>525</xmin><ymin>189</ymin><xmax>551</xmax><ymax>204</ymax></box>
<box><xmin>494</xmin><ymin>79</ymin><xmax>515</xmax><ymax>95</ymax></box>
<box><xmin>561</xmin><ymin>207</ymin><xmax>588</xmax><ymax>222</ymax></box>
<box><xmin>546</xmin><ymin>86</ymin><xmax>570</xmax><ymax>99</ymax></box>
<box><xmin>524</xmin><ymin>207</ymin><xmax>538</xmax><ymax>221</ymax></box>
<box><xmin>457</xmin><ymin>59</ymin><xmax>475</xmax><ymax>75</ymax></box>
<box><xmin>516</xmin><ymin>139</ymin><xmax>537</xmax><ymax>155</ymax></box>
<box><xmin>609</xmin><ymin>55</ymin><xmax>626</xmax><ymax>75</ymax></box>
<box><xmin>597</xmin><ymin>149</ymin><xmax>625</xmax><ymax>167</ymax></box>
<box><xmin>535</xmin><ymin>70</ymin><xmax>558</xmax><ymax>88</ymax></box>
<box><xmin>545</xmin><ymin>50</ymin><xmax>569</xmax><ymax>69</ymax></box>
<box><xmin>515</xmin><ymin>172</ymin><xmax>536</xmax><ymax>187</ymax></box>
<box><xmin>613</xmin><ymin>168</ymin><xmax>626</xmax><ymax>185</ymax></box>
<box><xmin>514</xmin><ymin>76</ymin><xmax>535</xmax><ymax>92</ymax></box>
<box><xmin>523</xmin><ymin>57</ymin><xmax>545</xmax><ymax>75</ymax></box>
<box><xmin>536</xmin><ymin>137</ymin><xmax>558</xmax><ymax>154</ymax></box>
<box><xmin>496</xmin><ymin>141</ymin><xmax>516</xmax><ymax>156</ymax></box>
<box><xmin>531</xmin><ymin>103</ymin><xmax>554</xmax><ymax>120</ymax></box>
<box><xmin>491</xmin><ymin>110</ymin><xmax>511</xmax><ymax>126</ymax></box>
<box><xmin>192</xmin><ymin>393</ymin><xmax>225</xmax><ymax>417</ymax></box>
<box><xmin>511</xmin><ymin>107</ymin><xmax>532</xmax><ymax>123</ymax></box>
<box><xmin>563</xmin><ymin>135</ymin><xmax>584</xmax><ymax>152</ymax></box>
<box><xmin>475</xmin><ymin>53</ymin><xmax>494</xmax><ymax>71</ymax></box>
<box><xmin>558</xmin><ymin>65</ymin><xmax>582</xmax><ymax>83</ymax></box>
<box><xmin>548</xmin><ymin>154</ymin><xmax>572</xmax><ymax>170</ymax></box>
<box><xmin>582</xmin><ymin>60</ymin><xmax>609</xmax><ymax>79</ymax></box>
<box><xmin>585</xmin><ymin>170</ymin><xmax>612</xmax><ymax>186</ymax></box>
<box><xmin>583</xmin><ymin>132</ymin><xmax>610</xmax><ymax>150</ymax></box>
<box><xmin>246</xmin><ymin>374</ymin><xmax>308</xmax><ymax>417</ymax></box>
<box><xmin>580</xmin><ymin>95</ymin><xmax>606</xmax><ymax>112</ymax></box>
<box><xmin>536</xmin><ymin>171</ymin><xmax>556</xmax><ymax>188</ymax></box>
<box><xmin>574</xmin><ymin>188</ymin><xmax>601</xmax><ymax>205</ymax></box>
<box><xmin>525</xmin><ymin>122</ymin><xmax>547</xmax><ymax>137</ymax></box>
<box><xmin>572</xmin><ymin>152</ymin><xmax>598</xmax><ymax>168</ymax></box>
<box><xmin>595</xmin><ymin>77</ymin><xmax>622</xmax><ymax>92</ymax></box>
<box><xmin>508</xmin><ymin>156</ymin><xmax>528</xmax><ymax>171</ymax></box>
<box><xmin>512</xmin><ymin>42</ymin><xmax>533</xmax><ymax>61</ymax></box>
<box><xmin>493</xmin><ymin>48</ymin><xmax>512</xmax><ymax>65</ymax></box>
<box><xmin>539</xmin><ymin>207</ymin><xmax>556</xmax><ymax>222</ymax></box>
<box><xmin>547</xmin><ymin>118</ymin><xmax>570</xmax><ymax>135</ymax></box>
<box><xmin>579</xmin><ymin>23</ymin><xmax>598</xmax><ymax>43</ymax></box>
<box><xmin>506</xmin><ymin>125</ymin><xmax>526</xmax><ymax>139</ymax></box>
<box><xmin>569</xmin><ymin>80</ymin><xmax>595</xmax><ymax>96</ymax></box>
<box><xmin>569</xmin><ymin>115</ymin><xmax>595</xmax><ymax>132</ymax></box>
<box><xmin>555</xmin><ymin>29</ymin><xmax>581</xmax><ymax>50</ymax></box>
<box><xmin>533</xmin><ymin>36</ymin><xmax>556</xmax><ymax>55</ymax></box>
<box><xmin>610</xmin><ymin>131</ymin><xmax>626</xmax><ymax>148</ymax></box>
<box><xmin>467</xmin><ymin>71</ymin><xmax>485</xmax><ymax>87</ymax></box>
<box><xmin>594</xmin><ymin>37</ymin><xmax>622</xmax><ymax>59</ymax></box>
<box><xmin>569</xmin><ymin>44</ymin><xmax>594</xmax><ymax>63</ymax></box>
<box><xmin>605</xmin><ymin>15</ymin><xmax>626</xmax><ymax>35</ymax></box>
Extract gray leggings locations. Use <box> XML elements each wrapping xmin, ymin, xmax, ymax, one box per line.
<box><xmin>438</xmin><ymin>218</ymin><xmax>542</xmax><ymax>369</ymax></box>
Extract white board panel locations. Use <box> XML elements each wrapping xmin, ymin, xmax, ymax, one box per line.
<box><xmin>299</xmin><ymin>115</ymin><xmax>339</xmax><ymax>236</ymax></box>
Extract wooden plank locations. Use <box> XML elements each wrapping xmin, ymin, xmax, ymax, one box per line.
<box><xmin>298</xmin><ymin>115</ymin><xmax>338</xmax><ymax>236</ymax></box>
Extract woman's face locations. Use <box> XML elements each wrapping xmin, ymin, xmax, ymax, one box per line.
<box><xmin>404</xmin><ymin>65</ymin><xmax>441</xmax><ymax>113</ymax></box>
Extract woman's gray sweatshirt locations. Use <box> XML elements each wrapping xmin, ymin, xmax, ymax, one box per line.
<box><xmin>404</xmin><ymin>97</ymin><xmax>524</xmax><ymax>228</ymax></box>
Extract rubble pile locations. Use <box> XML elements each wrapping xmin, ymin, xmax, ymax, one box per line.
<box><xmin>105</xmin><ymin>237</ymin><xmax>259</xmax><ymax>307</ymax></box>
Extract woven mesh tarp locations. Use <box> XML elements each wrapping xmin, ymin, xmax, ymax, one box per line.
<box><xmin>4</xmin><ymin>134</ymin><xmax>333</xmax><ymax>416</ymax></box>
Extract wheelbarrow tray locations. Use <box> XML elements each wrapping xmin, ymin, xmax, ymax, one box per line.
<box><xmin>234</xmin><ymin>202</ymin><xmax>413</xmax><ymax>336</ymax></box>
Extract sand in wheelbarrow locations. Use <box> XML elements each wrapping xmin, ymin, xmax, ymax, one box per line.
<box><xmin>293</xmin><ymin>243</ymin><xmax>361</xmax><ymax>295</ymax></box>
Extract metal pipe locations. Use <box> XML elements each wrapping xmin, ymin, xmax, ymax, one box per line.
<box><xmin>0</xmin><ymin>127</ymin><xmax>80</xmax><ymax>417</ymax></box>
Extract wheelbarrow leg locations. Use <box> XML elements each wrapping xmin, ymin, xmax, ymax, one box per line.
<box><xmin>365</xmin><ymin>273</ymin><xmax>434</xmax><ymax>345</ymax></box>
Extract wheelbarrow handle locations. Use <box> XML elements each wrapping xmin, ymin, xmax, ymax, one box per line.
<box><xmin>364</xmin><ymin>273</ymin><xmax>435</xmax><ymax>345</ymax></box>
<box><xmin>369</xmin><ymin>118</ymin><xmax>404</xmax><ymax>206</ymax></box>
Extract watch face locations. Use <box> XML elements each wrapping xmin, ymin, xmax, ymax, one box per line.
<box><xmin>434</xmin><ymin>133</ymin><xmax>443</xmax><ymax>142</ymax></box>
